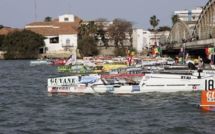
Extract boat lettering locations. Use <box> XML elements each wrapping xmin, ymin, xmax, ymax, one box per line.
<box><xmin>50</xmin><ymin>78</ymin><xmax>76</xmax><ymax>86</ymax></box>
<box><xmin>206</xmin><ymin>91</ymin><xmax>215</xmax><ymax>102</ymax></box>
<box><xmin>205</xmin><ymin>80</ymin><xmax>214</xmax><ymax>91</ymax></box>
<box><xmin>181</xmin><ymin>76</ymin><xmax>191</xmax><ymax>79</ymax></box>
<box><xmin>106</xmin><ymin>86</ymin><xmax>114</xmax><ymax>93</ymax></box>
<box><xmin>52</xmin><ymin>86</ymin><xmax>71</xmax><ymax>91</ymax></box>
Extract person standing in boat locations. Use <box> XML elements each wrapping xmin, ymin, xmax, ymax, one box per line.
<box><xmin>175</xmin><ymin>56</ymin><xmax>179</xmax><ymax>64</ymax></box>
<box><xmin>197</xmin><ymin>57</ymin><xmax>204</xmax><ymax>72</ymax></box>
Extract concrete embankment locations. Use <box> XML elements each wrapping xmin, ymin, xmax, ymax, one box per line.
<box><xmin>0</xmin><ymin>51</ymin><xmax>5</xmax><ymax>59</ymax></box>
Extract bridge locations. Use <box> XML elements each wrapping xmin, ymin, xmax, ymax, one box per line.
<box><xmin>163</xmin><ymin>0</ymin><xmax>215</xmax><ymax>57</ymax></box>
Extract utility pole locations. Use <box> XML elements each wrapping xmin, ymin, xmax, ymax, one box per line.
<box><xmin>34</xmin><ymin>0</ymin><xmax>38</xmax><ymax>21</ymax></box>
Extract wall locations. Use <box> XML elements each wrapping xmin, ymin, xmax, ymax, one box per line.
<box><xmin>133</xmin><ymin>29</ymin><xmax>151</xmax><ymax>53</ymax></box>
<box><xmin>45</xmin><ymin>34</ymin><xmax>77</xmax><ymax>53</ymax></box>
<box><xmin>59</xmin><ymin>14</ymin><xmax>75</xmax><ymax>22</ymax></box>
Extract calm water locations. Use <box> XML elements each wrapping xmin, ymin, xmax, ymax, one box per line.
<box><xmin>0</xmin><ymin>60</ymin><xmax>215</xmax><ymax>134</ymax></box>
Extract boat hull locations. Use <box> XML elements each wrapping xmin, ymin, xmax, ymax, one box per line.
<box><xmin>47</xmin><ymin>73</ymin><xmax>215</xmax><ymax>94</ymax></box>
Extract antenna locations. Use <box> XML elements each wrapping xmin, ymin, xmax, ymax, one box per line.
<box><xmin>67</xmin><ymin>0</ymin><xmax>71</xmax><ymax>14</ymax></box>
<box><xmin>34</xmin><ymin>0</ymin><xmax>38</xmax><ymax>21</ymax></box>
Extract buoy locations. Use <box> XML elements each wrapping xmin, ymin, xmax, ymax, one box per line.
<box><xmin>200</xmin><ymin>90</ymin><xmax>215</xmax><ymax>111</ymax></box>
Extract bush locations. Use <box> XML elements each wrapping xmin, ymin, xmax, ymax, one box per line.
<box><xmin>2</xmin><ymin>30</ymin><xmax>45</xmax><ymax>59</ymax></box>
<box><xmin>78</xmin><ymin>36</ymin><xmax>98</xmax><ymax>57</ymax></box>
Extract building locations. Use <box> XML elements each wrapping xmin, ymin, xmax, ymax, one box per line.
<box><xmin>150</xmin><ymin>31</ymin><xmax>170</xmax><ymax>47</ymax></box>
<box><xmin>132</xmin><ymin>29</ymin><xmax>150</xmax><ymax>53</ymax></box>
<box><xmin>0</xmin><ymin>27</ymin><xmax>19</xmax><ymax>35</ymax></box>
<box><xmin>25</xmin><ymin>14</ymin><xmax>81</xmax><ymax>58</ymax></box>
<box><xmin>132</xmin><ymin>29</ymin><xmax>170</xmax><ymax>53</ymax></box>
<box><xmin>174</xmin><ymin>7</ymin><xmax>202</xmax><ymax>30</ymax></box>
<box><xmin>174</xmin><ymin>7</ymin><xmax>202</xmax><ymax>22</ymax></box>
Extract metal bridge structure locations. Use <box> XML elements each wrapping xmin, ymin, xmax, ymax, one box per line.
<box><xmin>165</xmin><ymin>0</ymin><xmax>215</xmax><ymax>53</ymax></box>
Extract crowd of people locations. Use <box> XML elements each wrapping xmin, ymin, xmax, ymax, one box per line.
<box><xmin>174</xmin><ymin>53</ymin><xmax>205</xmax><ymax>70</ymax></box>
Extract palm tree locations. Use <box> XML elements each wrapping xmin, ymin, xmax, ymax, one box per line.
<box><xmin>150</xmin><ymin>15</ymin><xmax>160</xmax><ymax>46</ymax></box>
<box><xmin>150</xmin><ymin>15</ymin><xmax>159</xmax><ymax>31</ymax></box>
<box><xmin>172</xmin><ymin>15</ymin><xmax>180</xmax><ymax>25</ymax></box>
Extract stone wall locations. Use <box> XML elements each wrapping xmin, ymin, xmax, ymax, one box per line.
<box><xmin>98</xmin><ymin>47</ymin><xmax>115</xmax><ymax>56</ymax></box>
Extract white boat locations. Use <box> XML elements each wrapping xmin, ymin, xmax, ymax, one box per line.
<box><xmin>47</xmin><ymin>74</ymin><xmax>144</xmax><ymax>94</ymax></box>
<box><xmin>140</xmin><ymin>73</ymin><xmax>214</xmax><ymax>92</ymax></box>
<box><xmin>47</xmin><ymin>70</ymin><xmax>215</xmax><ymax>94</ymax></box>
<box><xmin>30</xmin><ymin>59</ymin><xmax>51</xmax><ymax>66</ymax></box>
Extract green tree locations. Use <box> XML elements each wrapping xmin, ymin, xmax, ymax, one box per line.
<box><xmin>150</xmin><ymin>15</ymin><xmax>160</xmax><ymax>31</ymax></box>
<box><xmin>0</xmin><ymin>25</ymin><xmax>3</xmax><ymax>29</ymax></box>
<box><xmin>172</xmin><ymin>15</ymin><xmax>180</xmax><ymax>25</ymax></box>
<box><xmin>150</xmin><ymin>15</ymin><xmax>160</xmax><ymax>46</ymax></box>
<box><xmin>78</xmin><ymin>21</ymin><xmax>97</xmax><ymax>39</ymax></box>
<box><xmin>44</xmin><ymin>16</ymin><xmax>52</xmax><ymax>22</ymax></box>
<box><xmin>0</xmin><ymin>35</ymin><xmax>5</xmax><ymax>50</ymax></box>
<box><xmin>108</xmin><ymin>18</ymin><xmax>133</xmax><ymax>49</ymax></box>
<box><xmin>158</xmin><ymin>26</ymin><xmax>171</xmax><ymax>31</ymax></box>
<box><xmin>78</xmin><ymin>36</ymin><xmax>98</xmax><ymax>57</ymax></box>
<box><xmin>2</xmin><ymin>30</ymin><xmax>45</xmax><ymax>59</ymax></box>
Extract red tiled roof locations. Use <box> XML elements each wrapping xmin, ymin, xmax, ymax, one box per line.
<box><xmin>0</xmin><ymin>27</ymin><xmax>19</xmax><ymax>35</ymax></box>
<box><xmin>25</xmin><ymin>16</ymin><xmax>82</xmax><ymax>36</ymax></box>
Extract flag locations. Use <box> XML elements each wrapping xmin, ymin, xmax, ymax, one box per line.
<box><xmin>152</xmin><ymin>47</ymin><xmax>160</xmax><ymax>55</ymax></box>
<box><xmin>205</xmin><ymin>48</ymin><xmax>214</xmax><ymax>55</ymax></box>
<box><xmin>65</xmin><ymin>54</ymin><xmax>76</xmax><ymax>65</ymax></box>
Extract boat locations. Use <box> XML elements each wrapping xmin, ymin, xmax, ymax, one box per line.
<box><xmin>47</xmin><ymin>73</ymin><xmax>144</xmax><ymax>94</ymax></box>
<box><xmin>57</xmin><ymin>64</ymin><xmax>104</xmax><ymax>74</ymax></box>
<box><xmin>47</xmin><ymin>70</ymin><xmax>215</xmax><ymax>94</ymax></box>
<box><xmin>140</xmin><ymin>72</ymin><xmax>214</xmax><ymax>92</ymax></box>
<box><xmin>30</xmin><ymin>59</ymin><xmax>51</xmax><ymax>66</ymax></box>
<box><xmin>50</xmin><ymin>59</ymin><xmax>66</xmax><ymax>66</ymax></box>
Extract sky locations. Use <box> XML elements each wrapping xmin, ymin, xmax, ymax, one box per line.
<box><xmin>0</xmin><ymin>0</ymin><xmax>208</xmax><ymax>29</ymax></box>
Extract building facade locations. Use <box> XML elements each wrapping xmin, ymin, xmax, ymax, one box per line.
<box><xmin>132</xmin><ymin>29</ymin><xmax>170</xmax><ymax>53</ymax></box>
<box><xmin>132</xmin><ymin>29</ymin><xmax>150</xmax><ymax>53</ymax></box>
<box><xmin>25</xmin><ymin>14</ymin><xmax>81</xmax><ymax>58</ymax></box>
<box><xmin>174</xmin><ymin>7</ymin><xmax>202</xmax><ymax>22</ymax></box>
<box><xmin>174</xmin><ymin>7</ymin><xmax>202</xmax><ymax>31</ymax></box>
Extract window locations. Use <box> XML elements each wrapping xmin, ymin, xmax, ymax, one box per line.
<box><xmin>64</xmin><ymin>17</ymin><xmax>69</xmax><ymax>21</ymax></box>
<box><xmin>50</xmin><ymin>37</ymin><xmax>59</xmax><ymax>43</ymax></box>
<box><xmin>66</xmin><ymin>39</ymin><xmax>70</xmax><ymax>45</ymax></box>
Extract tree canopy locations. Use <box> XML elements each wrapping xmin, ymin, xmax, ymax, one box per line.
<box><xmin>172</xmin><ymin>15</ymin><xmax>180</xmax><ymax>25</ymax></box>
<box><xmin>44</xmin><ymin>16</ymin><xmax>52</xmax><ymax>22</ymax></box>
<box><xmin>150</xmin><ymin>15</ymin><xmax>160</xmax><ymax>30</ymax></box>
<box><xmin>2</xmin><ymin>30</ymin><xmax>45</xmax><ymax>59</ymax></box>
<box><xmin>78</xmin><ymin>36</ymin><xmax>98</xmax><ymax>57</ymax></box>
<box><xmin>158</xmin><ymin>26</ymin><xmax>171</xmax><ymax>31</ymax></box>
<box><xmin>108</xmin><ymin>18</ymin><xmax>133</xmax><ymax>48</ymax></box>
<box><xmin>0</xmin><ymin>25</ymin><xmax>3</xmax><ymax>29</ymax></box>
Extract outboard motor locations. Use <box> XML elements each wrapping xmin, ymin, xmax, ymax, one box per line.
<box><xmin>197</xmin><ymin>69</ymin><xmax>202</xmax><ymax>79</ymax></box>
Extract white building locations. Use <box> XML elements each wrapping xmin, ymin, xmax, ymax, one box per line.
<box><xmin>25</xmin><ymin>14</ymin><xmax>81</xmax><ymax>58</ymax></box>
<box><xmin>174</xmin><ymin>7</ymin><xmax>202</xmax><ymax>35</ymax></box>
<box><xmin>133</xmin><ymin>29</ymin><xmax>170</xmax><ymax>53</ymax></box>
<box><xmin>149</xmin><ymin>31</ymin><xmax>170</xmax><ymax>47</ymax></box>
<box><xmin>174</xmin><ymin>7</ymin><xmax>202</xmax><ymax>22</ymax></box>
<box><xmin>132</xmin><ymin>29</ymin><xmax>151</xmax><ymax>53</ymax></box>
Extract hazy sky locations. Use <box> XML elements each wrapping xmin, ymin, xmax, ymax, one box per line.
<box><xmin>0</xmin><ymin>0</ymin><xmax>208</xmax><ymax>29</ymax></box>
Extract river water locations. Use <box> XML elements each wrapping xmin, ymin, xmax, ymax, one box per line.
<box><xmin>0</xmin><ymin>60</ymin><xmax>215</xmax><ymax>134</ymax></box>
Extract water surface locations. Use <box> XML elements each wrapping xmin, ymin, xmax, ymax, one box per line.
<box><xmin>0</xmin><ymin>60</ymin><xmax>214</xmax><ymax>134</ymax></box>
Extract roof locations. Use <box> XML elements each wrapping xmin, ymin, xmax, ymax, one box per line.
<box><xmin>0</xmin><ymin>27</ymin><xmax>19</xmax><ymax>35</ymax></box>
<box><xmin>25</xmin><ymin>16</ymin><xmax>82</xmax><ymax>36</ymax></box>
